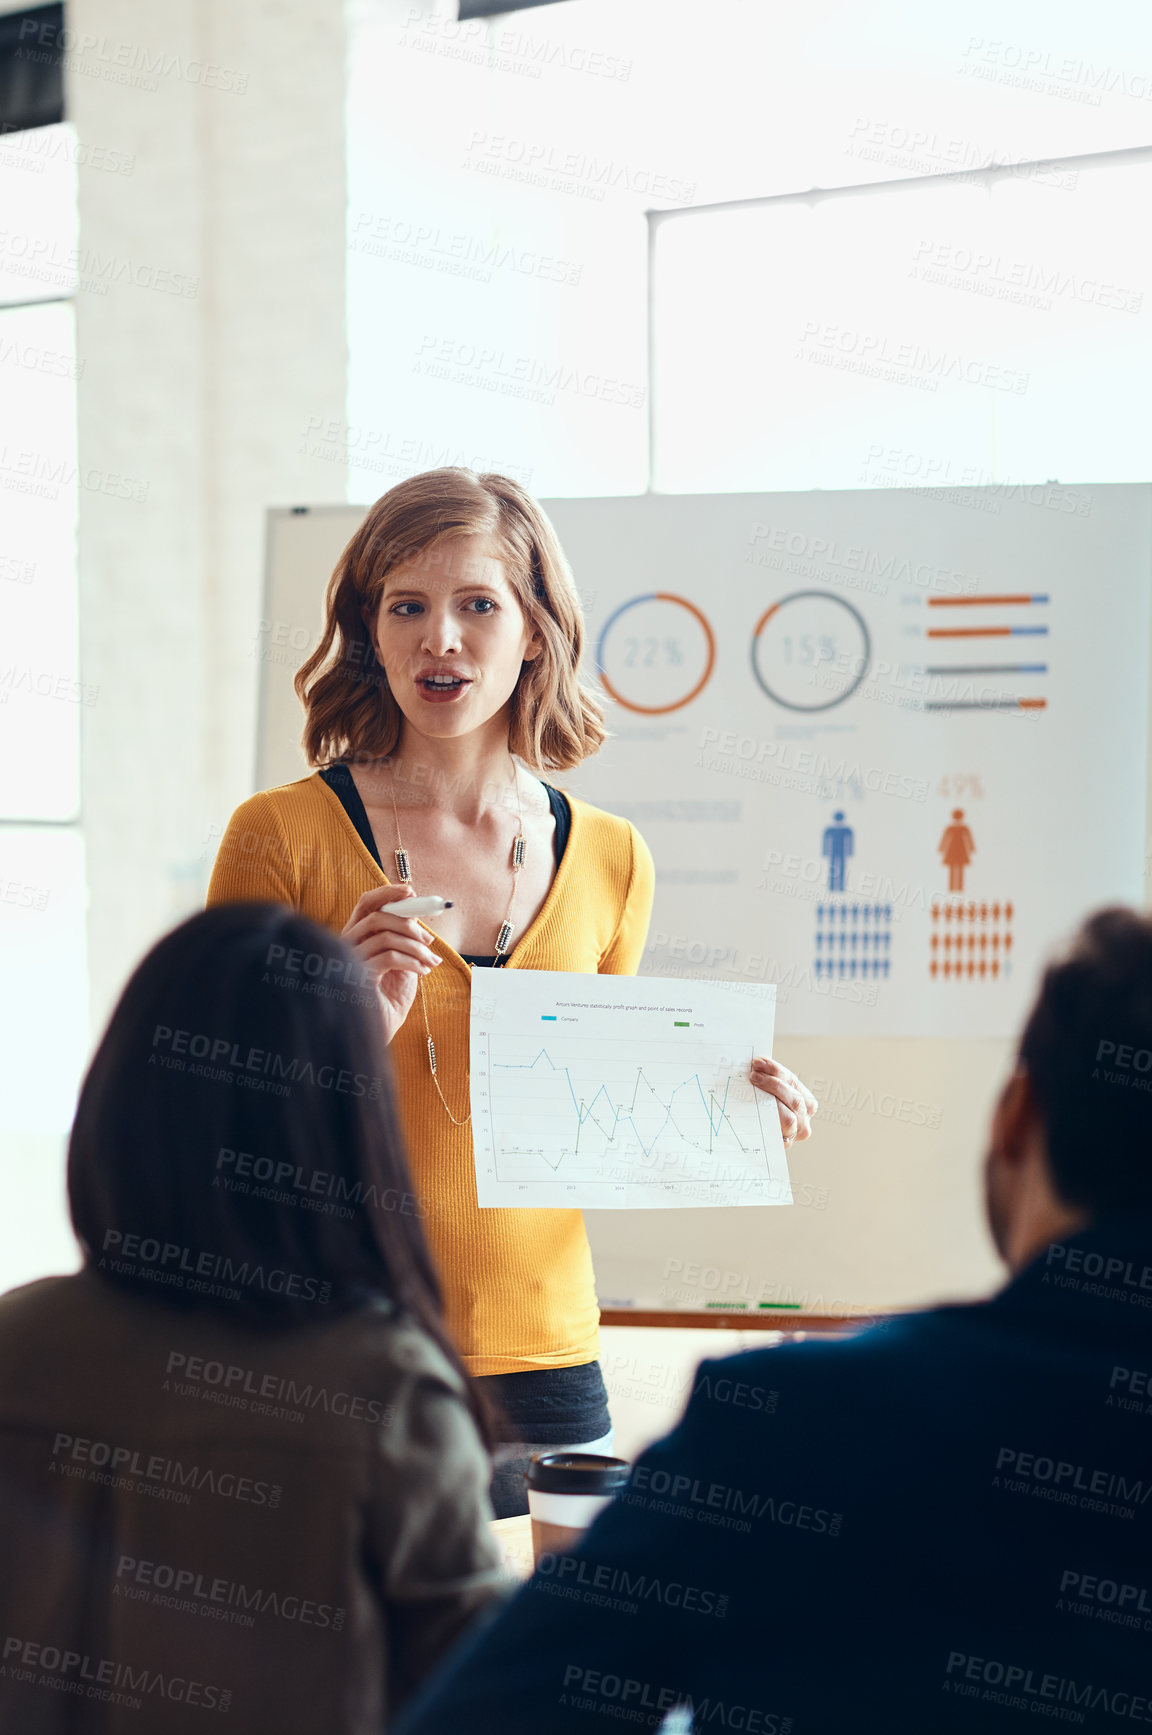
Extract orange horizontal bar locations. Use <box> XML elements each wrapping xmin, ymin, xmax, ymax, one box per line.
<box><xmin>927</xmin><ymin>627</ymin><xmax>1013</xmax><ymax>638</ymax></box>
<box><xmin>928</xmin><ymin>594</ymin><xmax>1041</xmax><ymax>607</ymax></box>
<box><xmin>1019</xmin><ymin>698</ymin><xmax>1047</xmax><ymax>709</ymax></box>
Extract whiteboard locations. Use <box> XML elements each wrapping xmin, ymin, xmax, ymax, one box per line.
<box><xmin>252</xmin><ymin>488</ymin><xmax>1152</xmax><ymax>1315</ymax></box>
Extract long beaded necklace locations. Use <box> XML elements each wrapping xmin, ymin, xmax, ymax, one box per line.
<box><xmin>389</xmin><ymin>756</ymin><xmax>526</xmax><ymax>1127</ymax></box>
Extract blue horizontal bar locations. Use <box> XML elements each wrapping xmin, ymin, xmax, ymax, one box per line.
<box><xmin>924</xmin><ymin>664</ymin><xmax>1048</xmax><ymax>676</ymax></box>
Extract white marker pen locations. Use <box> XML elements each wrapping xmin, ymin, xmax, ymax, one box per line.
<box><xmin>390</xmin><ymin>895</ymin><xmax>454</xmax><ymax>921</ymax></box>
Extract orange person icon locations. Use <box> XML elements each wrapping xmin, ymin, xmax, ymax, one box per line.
<box><xmin>939</xmin><ymin>808</ymin><xmax>975</xmax><ymax>893</ymax></box>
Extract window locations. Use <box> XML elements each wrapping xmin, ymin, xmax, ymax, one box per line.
<box><xmin>0</xmin><ymin>119</ymin><xmax>86</xmax><ymax>1289</ymax></box>
<box><xmin>651</xmin><ymin>152</ymin><xmax>1152</xmax><ymax>493</ymax></box>
<box><xmin>349</xmin><ymin>1</ymin><xmax>1152</xmax><ymax>498</ymax></box>
<box><xmin>0</xmin><ymin>297</ymin><xmax>80</xmax><ymax>815</ymax></box>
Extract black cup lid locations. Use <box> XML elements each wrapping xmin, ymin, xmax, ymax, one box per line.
<box><xmin>525</xmin><ymin>1452</ymin><xmax>630</xmax><ymax>1494</ymax></box>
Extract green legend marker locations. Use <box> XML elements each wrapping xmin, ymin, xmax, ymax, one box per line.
<box><xmin>758</xmin><ymin>1303</ymin><xmax>802</xmax><ymax>1310</ymax></box>
<box><xmin>706</xmin><ymin>1301</ymin><xmax>747</xmax><ymax>1309</ymax></box>
<box><xmin>674</xmin><ymin>1021</ymin><xmax>689</xmax><ymax>1027</ymax></box>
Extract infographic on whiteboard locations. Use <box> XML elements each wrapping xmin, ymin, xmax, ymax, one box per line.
<box><xmin>545</xmin><ymin>487</ymin><xmax>1151</xmax><ymax>1037</ymax></box>
<box><xmin>469</xmin><ymin>971</ymin><xmax>788</xmax><ymax>1209</ymax></box>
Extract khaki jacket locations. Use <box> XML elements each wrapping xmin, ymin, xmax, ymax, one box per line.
<box><xmin>0</xmin><ymin>1269</ymin><xmax>507</xmax><ymax>1732</ymax></box>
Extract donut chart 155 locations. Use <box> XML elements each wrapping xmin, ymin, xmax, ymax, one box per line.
<box><xmin>751</xmin><ymin>590</ymin><xmax>872</xmax><ymax>713</ymax></box>
<box><xmin>595</xmin><ymin>591</ymin><xmax>717</xmax><ymax>715</ymax></box>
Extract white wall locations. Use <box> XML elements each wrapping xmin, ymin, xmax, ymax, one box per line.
<box><xmin>69</xmin><ymin>0</ymin><xmax>350</xmax><ymax>1033</ymax></box>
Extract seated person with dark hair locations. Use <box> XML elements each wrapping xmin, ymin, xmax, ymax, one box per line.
<box><xmin>397</xmin><ymin>906</ymin><xmax>1152</xmax><ymax>1734</ymax></box>
<box><xmin>0</xmin><ymin>905</ymin><xmax>505</xmax><ymax>1733</ymax></box>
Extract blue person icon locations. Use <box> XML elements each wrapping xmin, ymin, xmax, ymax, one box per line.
<box><xmin>822</xmin><ymin>810</ymin><xmax>854</xmax><ymax>893</ymax></box>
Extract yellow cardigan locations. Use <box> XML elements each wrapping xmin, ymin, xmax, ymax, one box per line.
<box><xmin>206</xmin><ymin>772</ymin><xmax>655</xmax><ymax>1376</ymax></box>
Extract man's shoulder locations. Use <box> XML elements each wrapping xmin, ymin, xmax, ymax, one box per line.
<box><xmin>687</xmin><ymin>1302</ymin><xmax>997</xmax><ymax>1422</ymax></box>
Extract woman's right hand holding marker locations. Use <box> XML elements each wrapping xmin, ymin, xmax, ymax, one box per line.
<box><xmin>341</xmin><ymin>885</ymin><xmax>443</xmax><ymax>1045</ymax></box>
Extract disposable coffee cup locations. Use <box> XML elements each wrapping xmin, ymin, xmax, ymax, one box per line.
<box><xmin>525</xmin><ymin>1452</ymin><xmax>630</xmax><ymax>1562</ymax></box>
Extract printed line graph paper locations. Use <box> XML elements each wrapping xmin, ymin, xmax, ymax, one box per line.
<box><xmin>470</xmin><ymin>971</ymin><xmax>791</xmax><ymax>1209</ymax></box>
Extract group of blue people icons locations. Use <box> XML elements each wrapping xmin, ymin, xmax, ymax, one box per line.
<box><xmin>815</xmin><ymin>905</ymin><xmax>892</xmax><ymax>978</ymax></box>
<box><xmin>816</xmin><ymin>812</ymin><xmax>891</xmax><ymax>979</ymax></box>
<box><xmin>817</xmin><ymin>905</ymin><xmax>893</xmax><ymax>930</ymax></box>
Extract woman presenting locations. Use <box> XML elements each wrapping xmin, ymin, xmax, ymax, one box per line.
<box><xmin>208</xmin><ymin>468</ymin><xmax>817</xmax><ymax>1516</ymax></box>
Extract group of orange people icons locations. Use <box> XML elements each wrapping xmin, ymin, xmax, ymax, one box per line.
<box><xmin>928</xmin><ymin>879</ymin><xmax>1014</xmax><ymax>981</ymax></box>
<box><xmin>930</xmin><ymin>925</ymin><xmax>1013</xmax><ymax>954</ymax></box>
<box><xmin>931</xmin><ymin>810</ymin><xmax>1013</xmax><ymax>978</ymax></box>
<box><xmin>931</xmin><ymin>900</ymin><xmax>1013</xmax><ymax>925</ymax></box>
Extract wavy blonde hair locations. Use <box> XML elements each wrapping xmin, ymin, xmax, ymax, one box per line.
<box><xmin>295</xmin><ymin>469</ymin><xmax>608</xmax><ymax>771</ymax></box>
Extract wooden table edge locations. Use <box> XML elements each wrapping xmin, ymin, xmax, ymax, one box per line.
<box><xmin>600</xmin><ymin>1309</ymin><xmax>894</xmax><ymax>1333</ymax></box>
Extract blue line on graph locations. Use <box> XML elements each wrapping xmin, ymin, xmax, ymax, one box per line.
<box><xmin>493</xmin><ymin>1046</ymin><xmax>745</xmax><ymax>1162</ymax></box>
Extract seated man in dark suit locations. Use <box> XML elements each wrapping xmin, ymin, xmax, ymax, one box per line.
<box><xmin>397</xmin><ymin>906</ymin><xmax>1152</xmax><ymax>1734</ymax></box>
